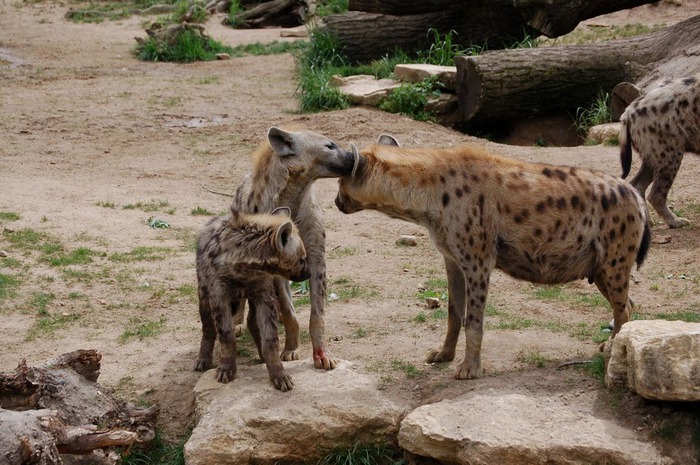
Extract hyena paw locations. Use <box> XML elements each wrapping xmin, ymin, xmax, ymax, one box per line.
<box><xmin>454</xmin><ymin>363</ymin><xmax>482</xmax><ymax>380</ymax></box>
<box><xmin>668</xmin><ymin>217</ymin><xmax>691</xmax><ymax>229</ymax></box>
<box><xmin>234</xmin><ymin>324</ymin><xmax>245</xmax><ymax>337</ymax></box>
<box><xmin>425</xmin><ymin>348</ymin><xmax>455</xmax><ymax>363</ymax></box>
<box><xmin>280</xmin><ymin>349</ymin><xmax>300</xmax><ymax>361</ymax></box>
<box><xmin>215</xmin><ymin>364</ymin><xmax>236</xmax><ymax>383</ymax></box>
<box><xmin>271</xmin><ymin>373</ymin><xmax>294</xmax><ymax>392</ymax></box>
<box><xmin>313</xmin><ymin>347</ymin><xmax>337</xmax><ymax>370</ymax></box>
<box><xmin>193</xmin><ymin>357</ymin><xmax>212</xmax><ymax>372</ymax></box>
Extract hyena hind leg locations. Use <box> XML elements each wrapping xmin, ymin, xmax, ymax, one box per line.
<box><xmin>648</xmin><ymin>151</ymin><xmax>689</xmax><ymax>228</ymax></box>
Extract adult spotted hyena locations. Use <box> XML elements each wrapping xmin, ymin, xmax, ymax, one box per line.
<box><xmin>620</xmin><ymin>74</ymin><xmax>700</xmax><ymax>228</ymax></box>
<box><xmin>231</xmin><ymin>127</ymin><xmax>356</xmax><ymax>370</ymax></box>
<box><xmin>195</xmin><ymin>206</ymin><xmax>310</xmax><ymax>391</ymax></box>
<box><xmin>336</xmin><ymin>138</ymin><xmax>651</xmax><ymax>380</ymax></box>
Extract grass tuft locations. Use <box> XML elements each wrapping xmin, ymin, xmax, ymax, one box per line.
<box><xmin>135</xmin><ymin>29</ymin><xmax>234</xmax><ymax>63</ymax></box>
<box><xmin>318</xmin><ymin>442</ymin><xmax>405</xmax><ymax>465</ymax></box>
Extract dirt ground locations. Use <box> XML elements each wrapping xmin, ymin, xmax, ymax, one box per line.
<box><xmin>1</xmin><ymin>0</ymin><xmax>699</xmax><ymax>461</ymax></box>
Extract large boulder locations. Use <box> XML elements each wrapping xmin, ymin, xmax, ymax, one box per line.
<box><xmin>605</xmin><ymin>320</ymin><xmax>700</xmax><ymax>401</ymax></box>
<box><xmin>398</xmin><ymin>393</ymin><xmax>670</xmax><ymax>465</ymax></box>
<box><xmin>184</xmin><ymin>359</ymin><xmax>408</xmax><ymax>465</ymax></box>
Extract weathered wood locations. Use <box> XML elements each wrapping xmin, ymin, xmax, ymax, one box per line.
<box><xmin>323</xmin><ymin>0</ymin><xmax>658</xmax><ymax>62</ymax></box>
<box><xmin>455</xmin><ymin>14</ymin><xmax>700</xmax><ymax>123</ymax></box>
<box><xmin>226</xmin><ymin>0</ymin><xmax>314</xmax><ymax>28</ymax></box>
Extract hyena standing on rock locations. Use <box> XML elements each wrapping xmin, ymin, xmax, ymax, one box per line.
<box><xmin>228</xmin><ymin>127</ymin><xmax>356</xmax><ymax>370</ymax></box>
<box><xmin>620</xmin><ymin>74</ymin><xmax>700</xmax><ymax>228</ymax></box>
<box><xmin>335</xmin><ymin>138</ymin><xmax>651</xmax><ymax>380</ymax></box>
<box><xmin>195</xmin><ymin>206</ymin><xmax>310</xmax><ymax>391</ymax></box>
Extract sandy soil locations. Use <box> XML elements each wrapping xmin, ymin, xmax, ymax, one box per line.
<box><xmin>1</xmin><ymin>0</ymin><xmax>699</xmax><ymax>461</ymax></box>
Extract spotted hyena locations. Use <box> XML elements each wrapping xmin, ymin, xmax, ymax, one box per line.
<box><xmin>195</xmin><ymin>206</ymin><xmax>310</xmax><ymax>391</ymax></box>
<box><xmin>335</xmin><ymin>138</ymin><xmax>651</xmax><ymax>379</ymax></box>
<box><xmin>620</xmin><ymin>74</ymin><xmax>700</xmax><ymax>228</ymax></box>
<box><xmin>231</xmin><ymin>127</ymin><xmax>356</xmax><ymax>370</ymax></box>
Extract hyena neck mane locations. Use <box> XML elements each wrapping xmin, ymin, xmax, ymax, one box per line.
<box><xmin>239</xmin><ymin>142</ymin><xmax>314</xmax><ymax>215</ymax></box>
<box><xmin>215</xmin><ymin>219</ymin><xmax>287</xmax><ymax>280</ymax></box>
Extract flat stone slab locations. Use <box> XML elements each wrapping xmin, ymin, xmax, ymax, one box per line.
<box><xmin>185</xmin><ymin>359</ymin><xmax>408</xmax><ymax>465</ymax></box>
<box><xmin>393</xmin><ymin>64</ymin><xmax>457</xmax><ymax>91</ymax></box>
<box><xmin>398</xmin><ymin>393</ymin><xmax>670</xmax><ymax>465</ymax></box>
<box><xmin>587</xmin><ymin>122</ymin><xmax>621</xmax><ymax>144</ymax></box>
<box><xmin>605</xmin><ymin>320</ymin><xmax>700</xmax><ymax>401</ymax></box>
<box><xmin>330</xmin><ymin>74</ymin><xmax>401</xmax><ymax>106</ymax></box>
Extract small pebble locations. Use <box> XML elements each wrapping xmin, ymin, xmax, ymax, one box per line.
<box><xmin>396</xmin><ymin>235</ymin><xmax>417</xmax><ymax>246</ymax></box>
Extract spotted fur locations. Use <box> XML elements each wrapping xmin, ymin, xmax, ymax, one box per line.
<box><xmin>336</xmin><ymin>141</ymin><xmax>651</xmax><ymax>380</ymax></box>
<box><xmin>229</xmin><ymin>127</ymin><xmax>355</xmax><ymax>371</ymax></box>
<box><xmin>620</xmin><ymin>74</ymin><xmax>700</xmax><ymax>228</ymax></box>
<box><xmin>194</xmin><ymin>206</ymin><xmax>309</xmax><ymax>391</ymax></box>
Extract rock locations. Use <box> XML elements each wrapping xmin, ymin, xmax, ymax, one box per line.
<box><xmin>393</xmin><ymin>64</ymin><xmax>457</xmax><ymax>91</ymax></box>
<box><xmin>586</xmin><ymin>122</ymin><xmax>621</xmax><ymax>144</ymax></box>
<box><xmin>425</xmin><ymin>297</ymin><xmax>440</xmax><ymax>309</ymax></box>
<box><xmin>398</xmin><ymin>393</ymin><xmax>669</xmax><ymax>465</ymax></box>
<box><xmin>605</xmin><ymin>320</ymin><xmax>700</xmax><ymax>401</ymax></box>
<box><xmin>0</xmin><ymin>250</ymin><xmax>8</xmax><ymax>257</ymax></box>
<box><xmin>215</xmin><ymin>53</ymin><xmax>231</xmax><ymax>60</ymax></box>
<box><xmin>185</xmin><ymin>359</ymin><xmax>407</xmax><ymax>465</ymax></box>
<box><xmin>396</xmin><ymin>235</ymin><xmax>417</xmax><ymax>246</ymax></box>
<box><xmin>330</xmin><ymin>74</ymin><xmax>401</xmax><ymax>106</ymax></box>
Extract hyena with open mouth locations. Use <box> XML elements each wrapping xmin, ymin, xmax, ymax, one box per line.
<box><xmin>335</xmin><ymin>136</ymin><xmax>651</xmax><ymax>380</ymax></box>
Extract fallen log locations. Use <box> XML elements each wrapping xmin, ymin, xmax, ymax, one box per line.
<box><xmin>455</xmin><ymin>14</ymin><xmax>700</xmax><ymax>123</ymax></box>
<box><xmin>225</xmin><ymin>0</ymin><xmax>315</xmax><ymax>28</ymax></box>
<box><xmin>0</xmin><ymin>350</ymin><xmax>158</xmax><ymax>465</ymax></box>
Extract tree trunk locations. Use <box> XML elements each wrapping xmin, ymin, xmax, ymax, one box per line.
<box><xmin>322</xmin><ymin>0</ymin><xmax>657</xmax><ymax>63</ymax></box>
<box><xmin>455</xmin><ymin>14</ymin><xmax>700</xmax><ymax>123</ymax></box>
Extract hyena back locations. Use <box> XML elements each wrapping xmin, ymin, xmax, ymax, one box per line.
<box><xmin>620</xmin><ymin>74</ymin><xmax>700</xmax><ymax>228</ymax></box>
<box><xmin>230</xmin><ymin>127</ymin><xmax>356</xmax><ymax>370</ymax></box>
<box><xmin>195</xmin><ymin>206</ymin><xmax>310</xmax><ymax>391</ymax></box>
<box><xmin>336</xmin><ymin>140</ymin><xmax>651</xmax><ymax>380</ymax></box>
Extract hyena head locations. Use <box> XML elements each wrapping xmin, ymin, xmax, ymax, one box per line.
<box><xmin>229</xmin><ymin>206</ymin><xmax>310</xmax><ymax>282</ymax></box>
<box><xmin>335</xmin><ymin>134</ymin><xmax>400</xmax><ymax>214</ymax></box>
<box><xmin>267</xmin><ymin>127</ymin><xmax>357</xmax><ymax>180</ymax></box>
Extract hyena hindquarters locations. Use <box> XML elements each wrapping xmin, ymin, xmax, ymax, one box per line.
<box><xmin>231</xmin><ymin>127</ymin><xmax>357</xmax><ymax>371</ymax></box>
<box><xmin>336</xmin><ymin>141</ymin><xmax>651</xmax><ymax>380</ymax></box>
<box><xmin>194</xmin><ymin>206</ymin><xmax>310</xmax><ymax>391</ymax></box>
<box><xmin>620</xmin><ymin>74</ymin><xmax>700</xmax><ymax>228</ymax></box>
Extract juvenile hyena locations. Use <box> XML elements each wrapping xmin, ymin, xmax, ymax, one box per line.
<box><xmin>231</xmin><ymin>127</ymin><xmax>356</xmax><ymax>370</ymax></box>
<box><xmin>336</xmin><ymin>138</ymin><xmax>651</xmax><ymax>379</ymax></box>
<box><xmin>195</xmin><ymin>206</ymin><xmax>310</xmax><ymax>391</ymax></box>
<box><xmin>620</xmin><ymin>74</ymin><xmax>700</xmax><ymax>228</ymax></box>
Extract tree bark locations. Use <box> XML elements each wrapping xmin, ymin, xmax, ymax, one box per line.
<box><xmin>323</xmin><ymin>0</ymin><xmax>658</xmax><ymax>62</ymax></box>
<box><xmin>455</xmin><ymin>14</ymin><xmax>700</xmax><ymax>123</ymax></box>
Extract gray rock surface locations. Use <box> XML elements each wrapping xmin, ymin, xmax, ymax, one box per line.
<box><xmin>393</xmin><ymin>64</ymin><xmax>457</xmax><ymax>91</ymax></box>
<box><xmin>398</xmin><ymin>393</ymin><xmax>670</xmax><ymax>465</ymax></box>
<box><xmin>330</xmin><ymin>74</ymin><xmax>401</xmax><ymax>106</ymax></box>
<box><xmin>184</xmin><ymin>359</ymin><xmax>408</xmax><ymax>465</ymax></box>
<box><xmin>605</xmin><ymin>320</ymin><xmax>700</xmax><ymax>401</ymax></box>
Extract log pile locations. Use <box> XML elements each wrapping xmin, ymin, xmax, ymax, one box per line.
<box><xmin>0</xmin><ymin>350</ymin><xmax>158</xmax><ymax>465</ymax></box>
<box><xmin>320</xmin><ymin>0</ymin><xmax>658</xmax><ymax>63</ymax></box>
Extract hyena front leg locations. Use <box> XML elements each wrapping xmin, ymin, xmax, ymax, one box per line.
<box><xmin>276</xmin><ymin>277</ymin><xmax>300</xmax><ymax>361</ymax></box>
<box><xmin>455</xmin><ymin>261</ymin><xmax>494</xmax><ymax>380</ymax></box>
<box><xmin>648</xmin><ymin>150</ymin><xmax>689</xmax><ymax>228</ymax></box>
<box><xmin>305</xmin><ymin>232</ymin><xmax>337</xmax><ymax>370</ymax></box>
<box><xmin>248</xmin><ymin>291</ymin><xmax>294</xmax><ymax>391</ymax></box>
<box><xmin>233</xmin><ymin>295</ymin><xmax>245</xmax><ymax>337</ymax></box>
<box><xmin>593</xmin><ymin>272</ymin><xmax>632</xmax><ymax>337</ymax></box>
<box><xmin>426</xmin><ymin>257</ymin><xmax>465</xmax><ymax>364</ymax></box>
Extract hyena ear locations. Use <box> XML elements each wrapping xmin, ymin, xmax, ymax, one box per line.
<box><xmin>377</xmin><ymin>134</ymin><xmax>400</xmax><ymax>147</ymax></box>
<box><xmin>273</xmin><ymin>221</ymin><xmax>294</xmax><ymax>251</ymax></box>
<box><xmin>270</xmin><ymin>206</ymin><xmax>292</xmax><ymax>218</ymax></box>
<box><xmin>268</xmin><ymin>127</ymin><xmax>296</xmax><ymax>157</ymax></box>
<box><xmin>229</xmin><ymin>205</ymin><xmax>241</xmax><ymax>222</ymax></box>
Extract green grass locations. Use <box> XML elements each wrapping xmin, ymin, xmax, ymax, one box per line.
<box><xmin>330</xmin><ymin>277</ymin><xmax>376</xmax><ymax>301</ymax></box>
<box><xmin>350</xmin><ymin>327</ymin><xmax>369</xmax><ymax>339</ymax></box>
<box><xmin>0</xmin><ymin>273</ymin><xmax>20</xmax><ymax>300</ymax></box>
<box><xmin>0</xmin><ymin>211</ymin><xmax>20</xmax><ymax>221</ymax></box>
<box><xmin>135</xmin><ymin>29</ymin><xmax>234</xmax><ymax>63</ymax></box>
<box><xmin>390</xmin><ymin>359</ymin><xmax>422</xmax><ymax>378</ymax></box>
<box><xmin>119</xmin><ymin>316</ymin><xmax>167</xmax><ymax>343</ymax></box>
<box><xmin>574</xmin><ymin>91</ymin><xmax>613</xmax><ymax>135</ymax></box>
<box><xmin>109</xmin><ymin>246</ymin><xmax>173</xmax><ymax>262</ymax></box>
<box><xmin>96</xmin><ymin>201</ymin><xmax>116</xmax><ymax>208</ymax></box>
<box><xmin>377</xmin><ymin>77</ymin><xmax>440</xmax><ymax>121</ymax></box>
<box><xmin>123</xmin><ymin>200</ymin><xmax>171</xmax><ymax>212</ymax></box>
<box><xmin>24</xmin><ymin>292</ymin><xmax>81</xmax><ymax>340</ymax></box>
<box><xmin>120</xmin><ymin>430</ymin><xmax>186</xmax><ymax>465</ymax></box>
<box><xmin>418</xmin><ymin>28</ymin><xmax>474</xmax><ymax>66</ymax></box>
<box><xmin>190</xmin><ymin>206</ymin><xmax>215</xmax><ymax>216</ymax></box>
<box><xmin>634</xmin><ymin>310</ymin><xmax>700</xmax><ymax>323</ymax></box>
<box><xmin>228</xmin><ymin>40</ymin><xmax>307</xmax><ymax>58</ymax></box>
<box><xmin>43</xmin><ymin>247</ymin><xmax>99</xmax><ymax>267</ymax></box>
<box><xmin>533</xmin><ymin>284</ymin><xmax>611</xmax><ymax>310</ymax></box>
<box><xmin>516</xmin><ymin>350</ymin><xmax>551</xmax><ymax>368</ymax></box>
<box><xmin>315</xmin><ymin>0</ymin><xmax>348</xmax><ymax>17</ymax></box>
<box><xmin>577</xmin><ymin>353</ymin><xmax>606</xmax><ymax>383</ymax></box>
<box><xmin>417</xmin><ymin>278</ymin><xmax>448</xmax><ymax>300</ymax></box>
<box><xmin>317</xmin><ymin>442</ymin><xmax>405</xmax><ymax>465</ymax></box>
<box><xmin>171</xmin><ymin>0</ymin><xmax>207</xmax><ymax>23</ymax></box>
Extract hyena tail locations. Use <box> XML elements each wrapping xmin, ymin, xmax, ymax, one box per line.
<box><xmin>636</xmin><ymin>216</ymin><xmax>652</xmax><ymax>270</ymax></box>
<box><xmin>620</xmin><ymin>122</ymin><xmax>633</xmax><ymax>179</ymax></box>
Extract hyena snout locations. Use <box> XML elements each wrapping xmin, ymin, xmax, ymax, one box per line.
<box><xmin>335</xmin><ymin>188</ymin><xmax>363</xmax><ymax>214</ymax></box>
<box><xmin>290</xmin><ymin>257</ymin><xmax>311</xmax><ymax>283</ymax></box>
